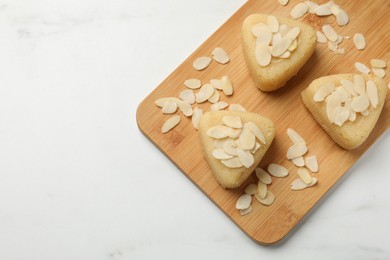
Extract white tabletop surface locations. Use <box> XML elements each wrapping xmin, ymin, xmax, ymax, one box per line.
<box><xmin>0</xmin><ymin>0</ymin><xmax>389</xmax><ymax>259</ymax></box>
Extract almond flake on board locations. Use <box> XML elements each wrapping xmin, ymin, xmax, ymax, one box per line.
<box><xmin>229</xmin><ymin>104</ymin><xmax>246</xmax><ymax>111</ymax></box>
<box><xmin>335</xmin><ymin>9</ymin><xmax>349</xmax><ymax>26</ymax></box>
<box><xmin>279</xmin><ymin>0</ymin><xmax>289</xmax><ymax>6</ymax></box>
<box><xmin>179</xmin><ymin>89</ymin><xmax>195</xmax><ymax>104</ymax></box>
<box><xmin>236</xmin><ymin>194</ymin><xmax>252</xmax><ymax>210</ymax></box>
<box><xmin>240</xmin><ymin>205</ymin><xmax>253</xmax><ymax>216</ymax></box>
<box><xmin>305</xmin><ymin>1</ymin><xmax>319</xmax><ymax>14</ymax></box>
<box><xmin>291</xmin><ymin>177</ymin><xmax>318</xmax><ymax>190</ymax></box>
<box><xmin>287</xmin><ymin>128</ymin><xmax>307</xmax><ymax>145</ymax></box>
<box><xmin>315</xmin><ymin>4</ymin><xmax>332</xmax><ymax>16</ymax></box>
<box><xmin>255</xmin><ymin>191</ymin><xmax>275</xmax><ymax>206</ymax></box>
<box><xmin>291</xmin><ymin>3</ymin><xmax>309</xmax><ymax>19</ymax></box>
<box><xmin>287</xmin><ymin>144</ymin><xmax>308</xmax><ymax>159</ymax></box>
<box><xmin>316</xmin><ymin>31</ymin><xmax>327</xmax><ymax>43</ymax></box>
<box><xmin>211</xmin><ymin>101</ymin><xmax>229</xmax><ymax>112</ymax></box>
<box><xmin>322</xmin><ymin>24</ymin><xmax>338</xmax><ymax>42</ymax></box>
<box><xmin>292</xmin><ymin>156</ymin><xmax>305</xmax><ymax>167</ymax></box>
<box><xmin>256</xmin><ymin>168</ymin><xmax>272</xmax><ymax>185</ymax></box>
<box><xmin>193</xmin><ymin>56</ymin><xmax>212</xmax><ymax>71</ymax></box>
<box><xmin>162</xmin><ymin>100</ymin><xmax>178</xmax><ymax>114</ymax></box>
<box><xmin>257</xmin><ymin>181</ymin><xmax>267</xmax><ymax>199</ymax></box>
<box><xmin>297</xmin><ymin>168</ymin><xmax>313</xmax><ymax>185</ymax></box>
<box><xmin>161</xmin><ymin>115</ymin><xmax>181</xmax><ymax>133</ymax></box>
<box><xmin>305</xmin><ymin>155</ymin><xmax>319</xmax><ymax>173</ymax></box>
<box><xmin>212</xmin><ymin>47</ymin><xmax>230</xmax><ymax>64</ymax></box>
<box><xmin>221</xmin><ymin>76</ymin><xmax>233</xmax><ymax>96</ymax></box>
<box><xmin>372</xmin><ymin>68</ymin><xmax>386</xmax><ymax>78</ymax></box>
<box><xmin>268</xmin><ymin>163</ymin><xmax>289</xmax><ymax>177</ymax></box>
<box><xmin>184</xmin><ymin>79</ymin><xmax>201</xmax><ymax>89</ymax></box>
<box><xmin>245</xmin><ymin>183</ymin><xmax>258</xmax><ymax>195</ymax></box>
<box><xmin>370</xmin><ymin>59</ymin><xmax>387</xmax><ymax>68</ymax></box>
<box><xmin>191</xmin><ymin>107</ymin><xmax>203</xmax><ymax>130</ymax></box>
<box><xmin>355</xmin><ymin>62</ymin><xmax>371</xmax><ymax>74</ymax></box>
<box><xmin>353</xmin><ymin>33</ymin><xmax>366</xmax><ymax>50</ymax></box>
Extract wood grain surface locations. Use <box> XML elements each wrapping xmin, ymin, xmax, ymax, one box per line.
<box><xmin>136</xmin><ymin>0</ymin><xmax>390</xmax><ymax>245</ymax></box>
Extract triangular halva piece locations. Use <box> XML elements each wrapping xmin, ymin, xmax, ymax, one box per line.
<box><xmin>241</xmin><ymin>14</ymin><xmax>316</xmax><ymax>92</ymax></box>
<box><xmin>301</xmin><ymin>74</ymin><xmax>387</xmax><ymax>150</ymax></box>
<box><xmin>198</xmin><ymin>110</ymin><xmax>275</xmax><ymax>188</ymax></box>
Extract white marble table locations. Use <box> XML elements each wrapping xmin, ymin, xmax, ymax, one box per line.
<box><xmin>0</xmin><ymin>0</ymin><xmax>389</xmax><ymax>259</ymax></box>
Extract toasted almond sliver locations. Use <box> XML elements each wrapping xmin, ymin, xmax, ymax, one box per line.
<box><xmin>353</xmin><ymin>33</ymin><xmax>366</xmax><ymax>50</ymax></box>
<box><xmin>278</xmin><ymin>0</ymin><xmax>289</xmax><ymax>6</ymax></box>
<box><xmin>162</xmin><ymin>115</ymin><xmax>180</xmax><ymax>133</ymax></box>
<box><xmin>316</xmin><ymin>31</ymin><xmax>328</xmax><ymax>43</ymax></box>
<box><xmin>313</xmin><ymin>82</ymin><xmax>335</xmax><ymax>102</ymax></box>
<box><xmin>341</xmin><ymin>79</ymin><xmax>357</xmax><ymax>96</ymax></box>
<box><xmin>212</xmin><ymin>47</ymin><xmax>230</xmax><ymax>65</ymax></box>
<box><xmin>315</xmin><ymin>4</ymin><xmax>332</xmax><ymax>16</ymax></box>
<box><xmin>222</xmin><ymin>116</ymin><xmax>243</xmax><ymax>129</ymax></box>
<box><xmin>355</xmin><ymin>62</ymin><xmax>370</xmax><ymax>74</ymax></box>
<box><xmin>292</xmin><ymin>156</ymin><xmax>305</xmax><ymax>167</ymax></box>
<box><xmin>271</xmin><ymin>37</ymin><xmax>293</xmax><ymax>57</ymax></box>
<box><xmin>322</xmin><ymin>24</ymin><xmax>338</xmax><ymax>42</ymax></box>
<box><xmin>287</xmin><ymin>128</ymin><xmax>306</xmax><ymax>145</ymax></box>
<box><xmin>291</xmin><ymin>177</ymin><xmax>318</xmax><ymax>190</ymax></box>
<box><xmin>162</xmin><ymin>100</ymin><xmax>178</xmax><ymax>114</ymax></box>
<box><xmin>221</xmin><ymin>76</ymin><xmax>233</xmax><ymax>96</ymax></box>
<box><xmin>245</xmin><ymin>183</ymin><xmax>258</xmax><ymax>195</ymax></box>
<box><xmin>305</xmin><ymin>155</ymin><xmax>319</xmax><ymax>173</ymax></box>
<box><xmin>239</xmin><ymin>126</ymin><xmax>256</xmax><ymax>150</ymax></box>
<box><xmin>222</xmin><ymin>157</ymin><xmax>243</xmax><ymax>168</ymax></box>
<box><xmin>207</xmin><ymin>125</ymin><xmax>232</xmax><ymax>139</ymax></box>
<box><xmin>257</xmin><ymin>181</ymin><xmax>267</xmax><ymax>199</ymax></box>
<box><xmin>184</xmin><ymin>79</ymin><xmax>201</xmax><ymax>89</ymax></box>
<box><xmin>305</xmin><ymin>1</ymin><xmax>319</xmax><ymax>13</ymax></box>
<box><xmin>191</xmin><ymin>107</ymin><xmax>203</xmax><ymax>130</ymax></box>
<box><xmin>287</xmin><ymin>144</ymin><xmax>308</xmax><ymax>159</ymax></box>
<box><xmin>212</xmin><ymin>149</ymin><xmax>234</xmax><ymax>160</ymax></box>
<box><xmin>351</xmin><ymin>95</ymin><xmax>370</xmax><ymax>112</ymax></box>
<box><xmin>229</xmin><ymin>104</ymin><xmax>246</xmax><ymax>111</ymax></box>
<box><xmin>193</xmin><ymin>56</ymin><xmax>212</xmax><ymax>71</ymax></box>
<box><xmin>336</xmin><ymin>9</ymin><xmax>349</xmax><ymax>26</ymax></box>
<box><xmin>255</xmin><ymin>168</ymin><xmax>272</xmax><ymax>185</ymax></box>
<box><xmin>179</xmin><ymin>89</ymin><xmax>195</xmax><ymax>104</ymax></box>
<box><xmin>210</xmin><ymin>79</ymin><xmax>223</xmax><ymax>90</ymax></box>
<box><xmin>210</xmin><ymin>101</ymin><xmax>229</xmax><ymax>112</ymax></box>
<box><xmin>370</xmin><ymin>59</ymin><xmax>387</xmax><ymax>69</ymax></box>
<box><xmin>366</xmin><ymin>80</ymin><xmax>379</xmax><ymax>108</ymax></box>
<box><xmin>240</xmin><ymin>205</ymin><xmax>253</xmax><ymax>216</ymax></box>
<box><xmin>251</xmin><ymin>23</ymin><xmax>272</xmax><ymax>45</ymax></box>
<box><xmin>178</xmin><ymin>101</ymin><xmax>193</xmax><ymax>117</ymax></box>
<box><xmin>237</xmin><ymin>149</ymin><xmax>254</xmax><ymax>168</ymax></box>
<box><xmin>236</xmin><ymin>194</ymin><xmax>252</xmax><ymax>210</ymax></box>
<box><xmin>354</xmin><ymin>75</ymin><xmax>366</xmax><ymax>95</ymax></box>
<box><xmin>291</xmin><ymin>2</ymin><xmax>309</xmax><ymax>19</ymax></box>
<box><xmin>267</xmin><ymin>15</ymin><xmax>279</xmax><ymax>33</ymax></box>
<box><xmin>297</xmin><ymin>167</ymin><xmax>313</xmax><ymax>185</ymax></box>
<box><xmin>255</xmin><ymin>191</ymin><xmax>275</xmax><ymax>206</ymax></box>
<box><xmin>268</xmin><ymin>163</ymin><xmax>289</xmax><ymax>177</ymax></box>
<box><xmin>256</xmin><ymin>43</ymin><xmax>272</xmax><ymax>67</ymax></box>
<box><xmin>372</xmin><ymin>68</ymin><xmax>386</xmax><ymax>78</ymax></box>
<box><xmin>245</xmin><ymin>122</ymin><xmax>266</xmax><ymax>144</ymax></box>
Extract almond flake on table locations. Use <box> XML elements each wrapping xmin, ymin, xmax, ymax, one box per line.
<box><xmin>268</xmin><ymin>163</ymin><xmax>289</xmax><ymax>177</ymax></box>
<box><xmin>305</xmin><ymin>155</ymin><xmax>319</xmax><ymax>173</ymax></box>
<box><xmin>184</xmin><ymin>79</ymin><xmax>201</xmax><ymax>89</ymax></box>
<box><xmin>291</xmin><ymin>2</ymin><xmax>309</xmax><ymax>19</ymax></box>
<box><xmin>353</xmin><ymin>33</ymin><xmax>366</xmax><ymax>50</ymax></box>
<box><xmin>161</xmin><ymin>115</ymin><xmax>181</xmax><ymax>133</ymax></box>
<box><xmin>279</xmin><ymin>0</ymin><xmax>289</xmax><ymax>6</ymax></box>
<box><xmin>212</xmin><ymin>47</ymin><xmax>230</xmax><ymax>64</ymax></box>
<box><xmin>193</xmin><ymin>56</ymin><xmax>212</xmax><ymax>71</ymax></box>
<box><xmin>355</xmin><ymin>62</ymin><xmax>371</xmax><ymax>74</ymax></box>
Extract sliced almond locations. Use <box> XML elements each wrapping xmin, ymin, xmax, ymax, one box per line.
<box><xmin>255</xmin><ymin>191</ymin><xmax>275</xmax><ymax>206</ymax></box>
<box><xmin>287</xmin><ymin>128</ymin><xmax>306</xmax><ymax>145</ymax></box>
<box><xmin>305</xmin><ymin>1</ymin><xmax>319</xmax><ymax>13</ymax></box>
<box><xmin>270</xmin><ymin>37</ymin><xmax>293</xmax><ymax>57</ymax></box>
<box><xmin>322</xmin><ymin>24</ymin><xmax>338</xmax><ymax>42</ymax></box>
<box><xmin>341</xmin><ymin>79</ymin><xmax>357</xmax><ymax>96</ymax></box>
<box><xmin>287</xmin><ymin>144</ymin><xmax>308</xmax><ymax>159</ymax></box>
<box><xmin>288</xmin><ymin>39</ymin><xmax>298</xmax><ymax>52</ymax></box>
<box><xmin>245</xmin><ymin>183</ymin><xmax>258</xmax><ymax>195</ymax></box>
<box><xmin>213</xmin><ymin>138</ymin><xmax>227</xmax><ymax>149</ymax></box>
<box><xmin>237</xmin><ymin>149</ymin><xmax>254</xmax><ymax>168</ymax></box>
<box><xmin>297</xmin><ymin>167</ymin><xmax>313</xmax><ymax>185</ymax></box>
<box><xmin>223</xmin><ymin>139</ymin><xmax>239</xmax><ymax>156</ymax></box>
<box><xmin>210</xmin><ymin>79</ymin><xmax>223</xmax><ymax>90</ymax></box>
<box><xmin>279</xmin><ymin>24</ymin><xmax>289</xmax><ymax>35</ymax></box>
<box><xmin>279</xmin><ymin>0</ymin><xmax>289</xmax><ymax>6</ymax></box>
<box><xmin>355</xmin><ymin>62</ymin><xmax>370</xmax><ymax>74</ymax></box>
<box><xmin>191</xmin><ymin>107</ymin><xmax>203</xmax><ymax>130</ymax></box>
<box><xmin>239</xmin><ymin>126</ymin><xmax>256</xmax><ymax>150</ymax></box>
<box><xmin>366</xmin><ymin>80</ymin><xmax>379</xmax><ymax>108</ymax></box>
<box><xmin>229</xmin><ymin>104</ymin><xmax>246</xmax><ymax>111</ymax></box>
<box><xmin>211</xmin><ymin>101</ymin><xmax>229</xmax><ymax>112</ymax></box>
<box><xmin>193</xmin><ymin>56</ymin><xmax>212</xmax><ymax>71</ymax></box>
<box><xmin>236</xmin><ymin>194</ymin><xmax>252</xmax><ymax>210</ymax></box>
<box><xmin>255</xmin><ymin>43</ymin><xmax>272</xmax><ymax>67</ymax></box>
<box><xmin>353</xmin><ymin>33</ymin><xmax>366</xmax><ymax>50</ymax></box>
<box><xmin>334</xmin><ymin>47</ymin><xmax>345</xmax><ymax>55</ymax></box>
<box><xmin>305</xmin><ymin>155</ymin><xmax>318</xmax><ymax>173</ymax></box>
<box><xmin>245</xmin><ymin>122</ymin><xmax>266</xmax><ymax>144</ymax></box>
<box><xmin>162</xmin><ymin>100</ymin><xmax>178</xmax><ymax>114</ymax></box>
<box><xmin>328</xmin><ymin>41</ymin><xmax>338</xmax><ymax>52</ymax></box>
<box><xmin>268</xmin><ymin>163</ymin><xmax>289</xmax><ymax>177</ymax></box>
<box><xmin>212</xmin><ymin>149</ymin><xmax>234</xmax><ymax>160</ymax></box>
<box><xmin>240</xmin><ymin>205</ymin><xmax>252</xmax><ymax>216</ymax></box>
<box><xmin>315</xmin><ymin>4</ymin><xmax>332</xmax><ymax>16</ymax></box>
<box><xmin>184</xmin><ymin>79</ymin><xmax>201</xmax><ymax>89</ymax></box>
<box><xmin>161</xmin><ymin>115</ymin><xmax>180</xmax><ymax>133</ymax></box>
<box><xmin>179</xmin><ymin>89</ymin><xmax>195</xmax><ymax>104</ymax></box>
<box><xmin>155</xmin><ymin>97</ymin><xmax>181</xmax><ymax>108</ymax></box>
<box><xmin>221</xmin><ymin>76</ymin><xmax>233</xmax><ymax>96</ymax></box>
<box><xmin>208</xmin><ymin>89</ymin><xmax>220</xmax><ymax>103</ymax></box>
<box><xmin>333</xmin><ymin>86</ymin><xmax>351</xmax><ymax>103</ymax></box>
<box><xmin>207</xmin><ymin>125</ymin><xmax>232</xmax><ymax>139</ymax></box>
<box><xmin>178</xmin><ymin>101</ymin><xmax>193</xmax><ymax>117</ymax></box>
<box><xmin>255</xmin><ymin>168</ymin><xmax>272</xmax><ymax>184</ymax></box>
<box><xmin>372</xmin><ymin>68</ymin><xmax>386</xmax><ymax>78</ymax></box>
<box><xmin>335</xmin><ymin>9</ymin><xmax>349</xmax><ymax>26</ymax></box>
<box><xmin>370</xmin><ymin>59</ymin><xmax>387</xmax><ymax>69</ymax></box>
<box><xmin>267</xmin><ymin>15</ymin><xmax>279</xmax><ymax>33</ymax></box>
<box><xmin>251</xmin><ymin>142</ymin><xmax>261</xmax><ymax>154</ymax></box>
<box><xmin>251</xmin><ymin>23</ymin><xmax>272</xmax><ymax>45</ymax></box>
<box><xmin>228</xmin><ymin>126</ymin><xmax>242</xmax><ymax>139</ymax></box>
<box><xmin>291</xmin><ymin>3</ymin><xmax>309</xmax><ymax>19</ymax></box>
<box><xmin>326</xmin><ymin>92</ymin><xmax>341</xmax><ymax>123</ymax></box>
<box><xmin>313</xmin><ymin>82</ymin><xmax>335</xmax><ymax>102</ymax></box>
<box><xmin>222</xmin><ymin>116</ymin><xmax>243</xmax><ymax>129</ymax></box>
<box><xmin>291</xmin><ymin>177</ymin><xmax>318</xmax><ymax>190</ymax></box>
<box><xmin>351</xmin><ymin>95</ymin><xmax>370</xmax><ymax>112</ymax></box>
<box><xmin>212</xmin><ymin>47</ymin><xmax>230</xmax><ymax>65</ymax></box>
<box><xmin>292</xmin><ymin>156</ymin><xmax>305</xmax><ymax>167</ymax></box>
<box><xmin>222</xmin><ymin>157</ymin><xmax>243</xmax><ymax>168</ymax></box>
<box><xmin>354</xmin><ymin>75</ymin><xmax>366</xmax><ymax>95</ymax></box>
<box><xmin>257</xmin><ymin>181</ymin><xmax>267</xmax><ymax>199</ymax></box>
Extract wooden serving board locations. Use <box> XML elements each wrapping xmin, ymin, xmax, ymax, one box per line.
<box><xmin>136</xmin><ymin>0</ymin><xmax>390</xmax><ymax>244</ymax></box>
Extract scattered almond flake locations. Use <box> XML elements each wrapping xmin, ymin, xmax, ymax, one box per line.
<box><xmin>237</xmin><ymin>149</ymin><xmax>254</xmax><ymax>168</ymax></box>
<box><xmin>291</xmin><ymin>177</ymin><xmax>318</xmax><ymax>190</ymax></box>
<box><xmin>341</xmin><ymin>79</ymin><xmax>357</xmax><ymax>96</ymax></box>
<box><xmin>287</xmin><ymin>128</ymin><xmax>306</xmax><ymax>145</ymax></box>
<box><xmin>161</xmin><ymin>115</ymin><xmax>180</xmax><ymax>133</ymax></box>
<box><xmin>161</xmin><ymin>100</ymin><xmax>178</xmax><ymax>114</ymax></box>
<box><xmin>210</xmin><ymin>79</ymin><xmax>223</xmax><ymax>90</ymax></box>
<box><xmin>333</xmin><ymin>86</ymin><xmax>351</xmax><ymax>102</ymax></box>
<box><xmin>322</xmin><ymin>24</ymin><xmax>338</xmax><ymax>42</ymax></box>
<box><xmin>255</xmin><ymin>191</ymin><xmax>275</xmax><ymax>206</ymax></box>
<box><xmin>315</xmin><ymin>4</ymin><xmax>332</xmax><ymax>16</ymax></box>
<box><xmin>196</xmin><ymin>84</ymin><xmax>215</xmax><ymax>103</ymax></box>
<box><xmin>354</xmin><ymin>75</ymin><xmax>366</xmax><ymax>95</ymax></box>
<box><xmin>223</xmin><ymin>139</ymin><xmax>239</xmax><ymax>156</ymax></box>
<box><xmin>240</xmin><ymin>205</ymin><xmax>253</xmax><ymax>216</ymax></box>
<box><xmin>271</xmin><ymin>37</ymin><xmax>293</xmax><ymax>57</ymax></box>
<box><xmin>355</xmin><ymin>62</ymin><xmax>371</xmax><ymax>74</ymax></box>
<box><xmin>291</xmin><ymin>2</ymin><xmax>309</xmax><ymax>19</ymax></box>
<box><xmin>251</xmin><ymin>142</ymin><xmax>261</xmax><ymax>154</ymax></box>
<box><xmin>292</xmin><ymin>156</ymin><xmax>305</xmax><ymax>167</ymax></box>
<box><xmin>208</xmin><ymin>89</ymin><xmax>220</xmax><ymax>103</ymax></box>
<box><xmin>229</xmin><ymin>104</ymin><xmax>246</xmax><ymax>111</ymax></box>
<box><xmin>222</xmin><ymin>157</ymin><xmax>243</xmax><ymax>168</ymax></box>
<box><xmin>287</xmin><ymin>144</ymin><xmax>308</xmax><ymax>159</ymax></box>
<box><xmin>178</xmin><ymin>101</ymin><xmax>193</xmax><ymax>117</ymax></box>
<box><xmin>372</xmin><ymin>68</ymin><xmax>386</xmax><ymax>78</ymax></box>
<box><xmin>353</xmin><ymin>33</ymin><xmax>366</xmax><ymax>50</ymax></box>
<box><xmin>221</xmin><ymin>76</ymin><xmax>233</xmax><ymax>96</ymax></box>
<box><xmin>244</xmin><ymin>122</ymin><xmax>266</xmax><ymax>144</ymax></box>
<box><xmin>257</xmin><ymin>181</ymin><xmax>267</xmax><ymax>199</ymax></box>
<box><xmin>228</xmin><ymin>127</ymin><xmax>242</xmax><ymax>139</ymax></box>
<box><xmin>212</xmin><ymin>149</ymin><xmax>234</xmax><ymax>160</ymax></box>
<box><xmin>213</xmin><ymin>139</ymin><xmax>226</xmax><ymax>149</ymax></box>
<box><xmin>256</xmin><ymin>43</ymin><xmax>272</xmax><ymax>67</ymax></box>
<box><xmin>191</xmin><ymin>107</ymin><xmax>203</xmax><ymax>130</ymax></box>
<box><xmin>326</xmin><ymin>93</ymin><xmax>341</xmax><ymax>123</ymax></box>
<box><xmin>370</xmin><ymin>59</ymin><xmax>387</xmax><ymax>68</ymax></box>
<box><xmin>207</xmin><ymin>125</ymin><xmax>232</xmax><ymax>139</ymax></box>
<box><xmin>212</xmin><ymin>47</ymin><xmax>230</xmax><ymax>65</ymax></box>
<box><xmin>184</xmin><ymin>79</ymin><xmax>201</xmax><ymax>89</ymax></box>
<box><xmin>334</xmin><ymin>48</ymin><xmax>345</xmax><ymax>55</ymax></box>
<box><xmin>279</xmin><ymin>24</ymin><xmax>289</xmax><ymax>35</ymax></box>
<box><xmin>351</xmin><ymin>95</ymin><xmax>370</xmax><ymax>112</ymax></box>
<box><xmin>251</xmin><ymin>23</ymin><xmax>272</xmax><ymax>45</ymax></box>
<box><xmin>271</xmin><ymin>32</ymin><xmax>282</xmax><ymax>48</ymax></box>
<box><xmin>305</xmin><ymin>1</ymin><xmax>319</xmax><ymax>14</ymax></box>
<box><xmin>297</xmin><ymin>167</ymin><xmax>313</xmax><ymax>185</ymax></box>
<box><xmin>239</xmin><ymin>126</ymin><xmax>256</xmax><ymax>150</ymax></box>
<box><xmin>193</xmin><ymin>56</ymin><xmax>212</xmax><ymax>71</ymax></box>
<box><xmin>366</xmin><ymin>80</ymin><xmax>379</xmax><ymax>108</ymax></box>
<box><xmin>267</xmin><ymin>15</ymin><xmax>279</xmax><ymax>33</ymax></box>
<box><xmin>245</xmin><ymin>183</ymin><xmax>258</xmax><ymax>195</ymax></box>
<box><xmin>286</xmin><ymin>27</ymin><xmax>301</xmax><ymax>41</ymax></box>
<box><xmin>335</xmin><ymin>35</ymin><xmax>343</xmax><ymax>45</ymax></box>
<box><xmin>268</xmin><ymin>163</ymin><xmax>289</xmax><ymax>177</ymax></box>
<box><xmin>327</xmin><ymin>41</ymin><xmax>338</xmax><ymax>52</ymax></box>
<box><xmin>236</xmin><ymin>194</ymin><xmax>252</xmax><ymax>210</ymax></box>
<box><xmin>255</xmin><ymin>168</ymin><xmax>272</xmax><ymax>184</ymax></box>
<box><xmin>335</xmin><ymin>9</ymin><xmax>349</xmax><ymax>26</ymax></box>
<box><xmin>211</xmin><ymin>101</ymin><xmax>229</xmax><ymax>112</ymax></box>
<box><xmin>346</xmin><ymin>99</ymin><xmax>356</xmax><ymax>122</ymax></box>
<box><xmin>154</xmin><ymin>97</ymin><xmax>181</xmax><ymax>108</ymax></box>
<box><xmin>305</xmin><ymin>155</ymin><xmax>318</xmax><ymax>173</ymax></box>
<box><xmin>279</xmin><ymin>0</ymin><xmax>289</xmax><ymax>6</ymax></box>
<box><xmin>332</xmin><ymin>106</ymin><xmax>350</xmax><ymax>126</ymax></box>
<box><xmin>316</xmin><ymin>31</ymin><xmax>327</xmax><ymax>43</ymax></box>
<box><xmin>329</xmin><ymin>3</ymin><xmax>340</xmax><ymax>15</ymax></box>
<box><xmin>288</xmin><ymin>39</ymin><xmax>298</xmax><ymax>52</ymax></box>
<box><xmin>222</xmin><ymin>116</ymin><xmax>243</xmax><ymax>129</ymax></box>
<box><xmin>313</xmin><ymin>82</ymin><xmax>335</xmax><ymax>102</ymax></box>
<box><xmin>179</xmin><ymin>89</ymin><xmax>195</xmax><ymax>104</ymax></box>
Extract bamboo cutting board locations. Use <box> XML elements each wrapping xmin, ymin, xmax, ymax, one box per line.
<box><xmin>136</xmin><ymin>0</ymin><xmax>390</xmax><ymax>244</ymax></box>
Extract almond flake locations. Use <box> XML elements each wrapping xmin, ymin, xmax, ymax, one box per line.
<box><xmin>227</xmin><ymin>128</ymin><xmax>241</xmax><ymax>139</ymax></box>
<box><xmin>291</xmin><ymin>3</ymin><xmax>309</xmax><ymax>19</ymax></box>
<box><xmin>240</xmin><ymin>205</ymin><xmax>252</xmax><ymax>216</ymax></box>
<box><xmin>331</xmin><ymin>106</ymin><xmax>350</xmax><ymax>126</ymax></box>
<box><xmin>279</xmin><ymin>24</ymin><xmax>289</xmax><ymax>35</ymax></box>
<box><xmin>291</xmin><ymin>177</ymin><xmax>318</xmax><ymax>190</ymax></box>
<box><xmin>162</xmin><ymin>115</ymin><xmax>180</xmax><ymax>133</ymax></box>
<box><xmin>210</xmin><ymin>79</ymin><xmax>223</xmax><ymax>90</ymax></box>
<box><xmin>245</xmin><ymin>122</ymin><xmax>266</xmax><ymax>144</ymax></box>
<box><xmin>212</xmin><ymin>149</ymin><xmax>234</xmax><ymax>160</ymax></box>
<box><xmin>354</xmin><ymin>75</ymin><xmax>366</xmax><ymax>95</ymax></box>
<box><xmin>353</xmin><ymin>33</ymin><xmax>366</xmax><ymax>50</ymax></box>
<box><xmin>271</xmin><ymin>37</ymin><xmax>293</xmax><ymax>57</ymax></box>
<box><xmin>341</xmin><ymin>79</ymin><xmax>357</xmax><ymax>96</ymax></box>
<box><xmin>315</xmin><ymin>4</ymin><xmax>332</xmax><ymax>16</ymax></box>
<box><xmin>271</xmin><ymin>32</ymin><xmax>282</xmax><ymax>48</ymax></box>
<box><xmin>196</xmin><ymin>84</ymin><xmax>214</xmax><ymax>103</ymax></box>
<box><xmin>179</xmin><ymin>89</ymin><xmax>195</xmax><ymax>104</ymax></box>
<box><xmin>208</xmin><ymin>89</ymin><xmax>219</xmax><ymax>104</ymax></box>
<box><xmin>223</xmin><ymin>139</ymin><xmax>239</xmax><ymax>156</ymax></box>
<box><xmin>222</xmin><ymin>157</ymin><xmax>243</xmax><ymax>168</ymax></box>
<box><xmin>191</xmin><ymin>107</ymin><xmax>203</xmax><ymax>130</ymax></box>
<box><xmin>207</xmin><ymin>125</ymin><xmax>232</xmax><ymax>139</ymax></box>
<box><xmin>335</xmin><ymin>9</ymin><xmax>349</xmax><ymax>26</ymax></box>
<box><xmin>288</xmin><ymin>39</ymin><xmax>298</xmax><ymax>52</ymax></box>
<box><xmin>255</xmin><ymin>168</ymin><xmax>272</xmax><ymax>184</ymax></box>
<box><xmin>328</xmin><ymin>41</ymin><xmax>338</xmax><ymax>52</ymax></box>
<box><xmin>257</xmin><ymin>181</ymin><xmax>267</xmax><ymax>199</ymax></box>
<box><xmin>322</xmin><ymin>24</ymin><xmax>338</xmax><ymax>42</ymax></box>
<box><xmin>287</xmin><ymin>144</ymin><xmax>308</xmax><ymax>159</ymax></box>
<box><xmin>245</xmin><ymin>183</ymin><xmax>258</xmax><ymax>195</ymax></box>
<box><xmin>355</xmin><ymin>62</ymin><xmax>370</xmax><ymax>74</ymax></box>
<box><xmin>370</xmin><ymin>59</ymin><xmax>387</xmax><ymax>68</ymax></box>
<box><xmin>286</xmin><ymin>27</ymin><xmax>301</xmax><ymax>41</ymax></box>
<box><xmin>155</xmin><ymin>97</ymin><xmax>181</xmax><ymax>108</ymax></box>
<box><xmin>162</xmin><ymin>100</ymin><xmax>178</xmax><ymax>114</ymax></box>
<box><xmin>326</xmin><ymin>93</ymin><xmax>341</xmax><ymax>123</ymax></box>
<box><xmin>334</xmin><ymin>48</ymin><xmax>345</xmax><ymax>55</ymax></box>
<box><xmin>305</xmin><ymin>155</ymin><xmax>318</xmax><ymax>173</ymax></box>
<box><xmin>236</xmin><ymin>194</ymin><xmax>252</xmax><ymax>210</ymax></box>
<box><xmin>251</xmin><ymin>142</ymin><xmax>261</xmax><ymax>154</ymax></box>
<box><xmin>251</xmin><ymin>23</ymin><xmax>272</xmax><ymax>45</ymax></box>
<box><xmin>292</xmin><ymin>156</ymin><xmax>305</xmax><ymax>167</ymax></box>
<box><xmin>229</xmin><ymin>104</ymin><xmax>246</xmax><ymax>111</ymax></box>
<box><xmin>329</xmin><ymin>4</ymin><xmax>341</xmax><ymax>15</ymax></box>
<box><xmin>297</xmin><ymin>167</ymin><xmax>313</xmax><ymax>185</ymax></box>
<box><xmin>334</xmin><ymin>86</ymin><xmax>351</xmax><ymax>103</ymax></box>
<box><xmin>193</xmin><ymin>56</ymin><xmax>212</xmax><ymax>71</ymax></box>
<box><xmin>239</xmin><ymin>126</ymin><xmax>256</xmax><ymax>150</ymax></box>
<box><xmin>372</xmin><ymin>68</ymin><xmax>386</xmax><ymax>78</ymax></box>
<box><xmin>313</xmin><ymin>82</ymin><xmax>335</xmax><ymax>102</ymax></box>
<box><xmin>178</xmin><ymin>101</ymin><xmax>193</xmax><ymax>117</ymax></box>
<box><xmin>279</xmin><ymin>0</ymin><xmax>289</xmax><ymax>6</ymax></box>
<box><xmin>222</xmin><ymin>116</ymin><xmax>243</xmax><ymax>129</ymax></box>
<box><xmin>278</xmin><ymin>51</ymin><xmax>291</xmax><ymax>59</ymax></box>
<box><xmin>351</xmin><ymin>95</ymin><xmax>370</xmax><ymax>112</ymax></box>
<box><xmin>255</xmin><ymin>191</ymin><xmax>275</xmax><ymax>206</ymax></box>
<box><xmin>267</xmin><ymin>15</ymin><xmax>279</xmax><ymax>33</ymax></box>
<box><xmin>268</xmin><ymin>163</ymin><xmax>289</xmax><ymax>177</ymax></box>
<box><xmin>212</xmin><ymin>47</ymin><xmax>230</xmax><ymax>65</ymax></box>
<box><xmin>237</xmin><ymin>149</ymin><xmax>254</xmax><ymax>168</ymax></box>
<box><xmin>211</xmin><ymin>101</ymin><xmax>228</xmax><ymax>112</ymax></box>
<box><xmin>366</xmin><ymin>80</ymin><xmax>378</xmax><ymax>108</ymax></box>
<box><xmin>213</xmin><ymin>139</ymin><xmax>227</xmax><ymax>149</ymax></box>
<box><xmin>184</xmin><ymin>79</ymin><xmax>201</xmax><ymax>89</ymax></box>
<box><xmin>221</xmin><ymin>76</ymin><xmax>233</xmax><ymax>96</ymax></box>
<box><xmin>305</xmin><ymin>1</ymin><xmax>319</xmax><ymax>13</ymax></box>
<box><xmin>287</xmin><ymin>128</ymin><xmax>306</xmax><ymax>145</ymax></box>
<box><xmin>256</xmin><ymin>43</ymin><xmax>272</xmax><ymax>67</ymax></box>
